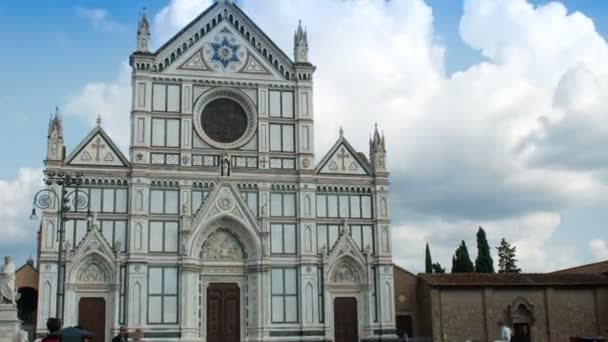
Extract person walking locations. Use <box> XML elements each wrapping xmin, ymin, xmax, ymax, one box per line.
<box><xmin>111</xmin><ymin>326</ymin><xmax>129</xmax><ymax>342</ymax></box>
<box><xmin>41</xmin><ymin>318</ymin><xmax>62</xmax><ymax>342</ymax></box>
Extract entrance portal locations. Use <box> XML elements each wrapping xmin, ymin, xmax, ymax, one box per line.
<box><xmin>78</xmin><ymin>297</ymin><xmax>106</xmax><ymax>342</ymax></box>
<box><xmin>513</xmin><ymin>323</ymin><xmax>531</xmax><ymax>342</ymax></box>
<box><xmin>207</xmin><ymin>283</ymin><xmax>240</xmax><ymax>342</ymax></box>
<box><xmin>334</xmin><ymin>297</ymin><xmax>358</xmax><ymax>342</ymax></box>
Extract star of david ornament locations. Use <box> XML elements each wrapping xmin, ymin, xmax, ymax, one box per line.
<box><xmin>209</xmin><ymin>37</ymin><xmax>241</xmax><ymax>69</ymax></box>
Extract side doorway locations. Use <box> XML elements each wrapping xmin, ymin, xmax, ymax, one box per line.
<box><xmin>78</xmin><ymin>297</ymin><xmax>106</xmax><ymax>342</ymax></box>
<box><xmin>334</xmin><ymin>297</ymin><xmax>358</xmax><ymax>342</ymax></box>
<box><xmin>207</xmin><ymin>283</ymin><xmax>240</xmax><ymax>342</ymax></box>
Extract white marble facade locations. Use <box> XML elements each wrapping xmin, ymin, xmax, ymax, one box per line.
<box><xmin>36</xmin><ymin>0</ymin><xmax>396</xmax><ymax>341</ymax></box>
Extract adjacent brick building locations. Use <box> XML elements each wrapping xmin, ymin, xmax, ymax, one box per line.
<box><xmin>394</xmin><ymin>264</ymin><xmax>608</xmax><ymax>341</ymax></box>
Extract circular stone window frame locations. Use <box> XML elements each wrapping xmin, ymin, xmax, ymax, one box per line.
<box><xmin>193</xmin><ymin>87</ymin><xmax>258</xmax><ymax>149</ymax></box>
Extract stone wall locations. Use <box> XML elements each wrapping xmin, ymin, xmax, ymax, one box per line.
<box><xmin>421</xmin><ymin>283</ymin><xmax>608</xmax><ymax>342</ymax></box>
<box><xmin>393</xmin><ymin>266</ymin><xmax>421</xmax><ymax>336</ymax></box>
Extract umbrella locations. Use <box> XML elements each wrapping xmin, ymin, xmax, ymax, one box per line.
<box><xmin>58</xmin><ymin>326</ymin><xmax>95</xmax><ymax>342</ymax></box>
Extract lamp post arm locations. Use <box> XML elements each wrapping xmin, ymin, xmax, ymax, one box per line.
<box><xmin>32</xmin><ymin>188</ymin><xmax>61</xmax><ymax>211</ymax></box>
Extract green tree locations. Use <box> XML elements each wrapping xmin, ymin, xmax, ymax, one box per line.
<box><xmin>432</xmin><ymin>262</ymin><xmax>446</xmax><ymax>274</ymax></box>
<box><xmin>451</xmin><ymin>240</ymin><xmax>474</xmax><ymax>273</ymax></box>
<box><xmin>425</xmin><ymin>243</ymin><xmax>433</xmax><ymax>273</ymax></box>
<box><xmin>496</xmin><ymin>238</ymin><xmax>522</xmax><ymax>273</ymax></box>
<box><xmin>475</xmin><ymin>227</ymin><xmax>495</xmax><ymax>273</ymax></box>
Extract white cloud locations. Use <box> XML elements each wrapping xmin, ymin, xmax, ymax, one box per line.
<box><xmin>393</xmin><ymin>211</ymin><xmax>571</xmax><ymax>273</ymax></box>
<box><xmin>589</xmin><ymin>239</ymin><xmax>608</xmax><ymax>260</ymax></box>
<box><xmin>64</xmin><ymin>63</ymin><xmax>131</xmax><ymax>151</ymax></box>
<box><xmin>152</xmin><ymin>0</ymin><xmax>213</xmax><ymax>46</ymax></box>
<box><xmin>76</xmin><ymin>7</ymin><xmax>126</xmax><ymax>33</ymax></box>
<box><xmin>63</xmin><ymin>0</ymin><xmax>608</xmax><ymax>272</ymax></box>
<box><xmin>0</xmin><ymin>168</ymin><xmax>42</xmax><ymax>245</ymax></box>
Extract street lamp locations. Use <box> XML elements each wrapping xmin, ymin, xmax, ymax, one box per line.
<box><xmin>30</xmin><ymin>171</ymin><xmax>92</xmax><ymax>320</ymax></box>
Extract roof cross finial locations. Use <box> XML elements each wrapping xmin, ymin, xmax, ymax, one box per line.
<box><xmin>96</xmin><ymin>114</ymin><xmax>102</xmax><ymax>126</ymax></box>
<box><xmin>339</xmin><ymin>126</ymin><xmax>344</xmax><ymax>137</ymax></box>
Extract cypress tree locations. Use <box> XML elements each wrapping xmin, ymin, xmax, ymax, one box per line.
<box><xmin>496</xmin><ymin>238</ymin><xmax>522</xmax><ymax>273</ymax></box>
<box><xmin>451</xmin><ymin>240</ymin><xmax>474</xmax><ymax>273</ymax></box>
<box><xmin>475</xmin><ymin>227</ymin><xmax>495</xmax><ymax>273</ymax></box>
<box><xmin>425</xmin><ymin>243</ymin><xmax>433</xmax><ymax>273</ymax></box>
<box><xmin>432</xmin><ymin>262</ymin><xmax>446</xmax><ymax>274</ymax></box>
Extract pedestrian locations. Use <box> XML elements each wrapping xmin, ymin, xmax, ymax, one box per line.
<box><xmin>111</xmin><ymin>326</ymin><xmax>129</xmax><ymax>342</ymax></box>
<box><xmin>41</xmin><ymin>318</ymin><xmax>62</xmax><ymax>342</ymax></box>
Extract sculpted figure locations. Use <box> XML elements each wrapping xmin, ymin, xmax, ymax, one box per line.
<box><xmin>0</xmin><ymin>256</ymin><xmax>17</xmax><ymax>304</ymax></box>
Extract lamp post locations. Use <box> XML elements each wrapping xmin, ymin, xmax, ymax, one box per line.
<box><xmin>30</xmin><ymin>171</ymin><xmax>93</xmax><ymax>320</ymax></box>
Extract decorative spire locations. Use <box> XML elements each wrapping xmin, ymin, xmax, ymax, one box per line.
<box><xmin>136</xmin><ymin>7</ymin><xmax>151</xmax><ymax>53</ymax></box>
<box><xmin>96</xmin><ymin>114</ymin><xmax>102</xmax><ymax>126</ymax></box>
<box><xmin>370</xmin><ymin>123</ymin><xmax>387</xmax><ymax>174</ymax></box>
<box><xmin>339</xmin><ymin>126</ymin><xmax>344</xmax><ymax>137</ymax></box>
<box><xmin>372</xmin><ymin>123</ymin><xmax>381</xmax><ymax>150</ymax></box>
<box><xmin>294</xmin><ymin>19</ymin><xmax>309</xmax><ymax>63</ymax></box>
<box><xmin>47</xmin><ymin>106</ymin><xmax>65</xmax><ymax>162</ymax></box>
<box><xmin>48</xmin><ymin>106</ymin><xmax>63</xmax><ymax>138</ymax></box>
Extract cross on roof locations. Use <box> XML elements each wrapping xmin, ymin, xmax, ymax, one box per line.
<box><xmin>337</xmin><ymin>147</ymin><xmax>350</xmax><ymax>170</ymax></box>
<box><xmin>92</xmin><ymin>137</ymin><xmax>106</xmax><ymax>161</ymax></box>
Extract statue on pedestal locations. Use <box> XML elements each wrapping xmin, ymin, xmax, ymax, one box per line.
<box><xmin>0</xmin><ymin>256</ymin><xmax>17</xmax><ymax>305</ymax></box>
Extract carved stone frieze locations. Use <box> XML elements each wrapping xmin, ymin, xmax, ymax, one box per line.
<box><xmin>201</xmin><ymin>230</ymin><xmax>245</xmax><ymax>261</ymax></box>
<box><xmin>332</xmin><ymin>262</ymin><xmax>359</xmax><ymax>284</ymax></box>
<box><xmin>78</xmin><ymin>263</ymin><xmax>107</xmax><ymax>283</ymax></box>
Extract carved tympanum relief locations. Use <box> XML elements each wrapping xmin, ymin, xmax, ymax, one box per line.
<box><xmin>332</xmin><ymin>262</ymin><xmax>359</xmax><ymax>284</ymax></box>
<box><xmin>201</xmin><ymin>230</ymin><xmax>245</xmax><ymax>261</ymax></box>
<box><xmin>78</xmin><ymin>263</ymin><xmax>107</xmax><ymax>283</ymax></box>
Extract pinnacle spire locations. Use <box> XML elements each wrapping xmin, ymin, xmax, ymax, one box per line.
<box><xmin>96</xmin><ymin>114</ymin><xmax>102</xmax><ymax>126</ymax></box>
<box><xmin>138</xmin><ymin>7</ymin><xmax>149</xmax><ymax>34</ymax></box>
<box><xmin>294</xmin><ymin>19</ymin><xmax>309</xmax><ymax>63</ymax></box>
<box><xmin>48</xmin><ymin>106</ymin><xmax>63</xmax><ymax>138</ymax></box>
<box><xmin>137</xmin><ymin>7</ymin><xmax>151</xmax><ymax>52</ymax></box>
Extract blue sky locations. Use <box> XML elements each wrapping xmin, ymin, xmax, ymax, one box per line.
<box><xmin>1</xmin><ymin>0</ymin><xmax>607</xmax><ymax>272</ymax></box>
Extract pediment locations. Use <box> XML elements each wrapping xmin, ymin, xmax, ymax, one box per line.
<box><xmin>191</xmin><ymin>182</ymin><xmax>260</xmax><ymax>236</ymax></box>
<box><xmin>328</xmin><ymin>230</ymin><xmax>367</xmax><ymax>261</ymax></box>
<box><xmin>71</xmin><ymin>224</ymin><xmax>115</xmax><ymax>258</ymax></box>
<box><xmin>317</xmin><ymin>137</ymin><xmax>371</xmax><ymax>176</ymax></box>
<box><xmin>162</xmin><ymin>23</ymin><xmax>284</xmax><ymax>81</ymax></box>
<box><xmin>327</xmin><ymin>230</ymin><xmax>368</xmax><ymax>285</ymax></box>
<box><xmin>66</xmin><ymin>127</ymin><xmax>129</xmax><ymax>167</ymax></box>
<box><xmin>67</xmin><ymin>223</ymin><xmax>117</xmax><ymax>284</ymax></box>
<box><xmin>186</xmin><ymin>182</ymin><xmax>263</xmax><ymax>260</ymax></box>
<box><xmin>152</xmin><ymin>1</ymin><xmax>294</xmax><ymax>81</ymax></box>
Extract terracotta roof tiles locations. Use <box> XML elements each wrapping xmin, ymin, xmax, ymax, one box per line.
<box><xmin>419</xmin><ymin>273</ymin><xmax>608</xmax><ymax>287</ymax></box>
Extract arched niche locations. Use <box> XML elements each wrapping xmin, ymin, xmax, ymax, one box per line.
<box><xmin>67</xmin><ymin>252</ymin><xmax>115</xmax><ymax>285</ymax></box>
<box><xmin>328</xmin><ymin>256</ymin><xmax>366</xmax><ymax>286</ymax></box>
<box><xmin>509</xmin><ymin>297</ymin><xmax>535</xmax><ymax>325</ymax></box>
<box><xmin>189</xmin><ymin>216</ymin><xmax>261</xmax><ymax>261</ymax></box>
<box><xmin>201</xmin><ymin>229</ymin><xmax>246</xmax><ymax>261</ymax></box>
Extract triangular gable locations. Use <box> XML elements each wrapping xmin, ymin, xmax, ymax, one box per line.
<box><xmin>326</xmin><ymin>229</ymin><xmax>368</xmax><ymax>285</ymax></box>
<box><xmin>191</xmin><ymin>182</ymin><xmax>261</xmax><ymax>235</ymax></box>
<box><xmin>70</xmin><ymin>223</ymin><xmax>115</xmax><ymax>258</ymax></box>
<box><xmin>316</xmin><ymin>135</ymin><xmax>371</xmax><ymax>175</ymax></box>
<box><xmin>66</xmin><ymin>126</ymin><xmax>129</xmax><ymax>167</ymax></box>
<box><xmin>66</xmin><ymin>223</ymin><xmax>118</xmax><ymax>284</ymax></box>
<box><xmin>185</xmin><ymin>181</ymin><xmax>263</xmax><ymax>259</ymax></box>
<box><xmin>165</xmin><ymin>22</ymin><xmax>281</xmax><ymax>80</ymax></box>
<box><xmin>153</xmin><ymin>1</ymin><xmax>293</xmax><ymax>80</ymax></box>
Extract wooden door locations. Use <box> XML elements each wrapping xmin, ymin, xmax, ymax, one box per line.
<box><xmin>78</xmin><ymin>297</ymin><xmax>105</xmax><ymax>342</ymax></box>
<box><xmin>513</xmin><ymin>323</ymin><xmax>531</xmax><ymax>342</ymax></box>
<box><xmin>334</xmin><ymin>297</ymin><xmax>358</xmax><ymax>342</ymax></box>
<box><xmin>207</xmin><ymin>283</ymin><xmax>240</xmax><ymax>342</ymax></box>
<box><xmin>396</xmin><ymin>314</ymin><xmax>413</xmax><ymax>338</ymax></box>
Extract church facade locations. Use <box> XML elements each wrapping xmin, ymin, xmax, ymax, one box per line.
<box><xmin>35</xmin><ymin>1</ymin><xmax>397</xmax><ymax>341</ymax></box>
